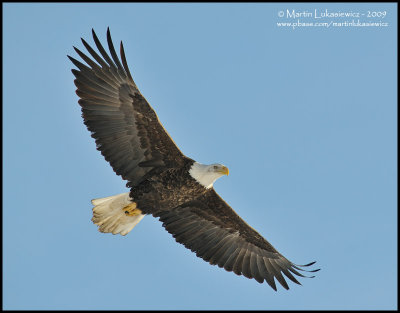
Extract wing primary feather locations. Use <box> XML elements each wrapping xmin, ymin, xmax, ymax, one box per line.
<box><xmin>75</xmin><ymin>81</ymin><xmax>118</xmax><ymax>100</ymax></box>
<box><xmin>81</xmin><ymin>37</ymin><xmax>108</xmax><ymax>68</ymax></box>
<box><xmin>120</xmin><ymin>41</ymin><xmax>134</xmax><ymax>82</ymax></box>
<box><xmin>216</xmin><ymin>241</ymin><xmax>239</xmax><ymax>268</ymax></box>
<box><xmin>73</xmin><ymin>46</ymin><xmax>101</xmax><ymax>70</ymax></box>
<box><xmin>287</xmin><ymin>266</ymin><xmax>315</xmax><ymax>279</ymax></box>
<box><xmin>255</xmin><ymin>247</ymin><xmax>274</xmax><ymax>284</ymax></box>
<box><xmin>269</xmin><ymin>259</ymin><xmax>289</xmax><ymax>290</ymax></box>
<box><xmin>292</xmin><ymin>265</ymin><xmax>321</xmax><ymax>273</ymax></box>
<box><xmin>274</xmin><ymin>259</ymin><xmax>302</xmax><ymax>285</ymax></box>
<box><xmin>292</xmin><ymin>261</ymin><xmax>321</xmax><ymax>273</ymax></box>
<box><xmin>222</xmin><ymin>246</ymin><xmax>241</xmax><ymax>272</ymax></box>
<box><xmin>68</xmin><ymin>55</ymin><xmax>91</xmax><ymax>72</ymax></box>
<box><xmin>262</xmin><ymin>257</ymin><xmax>278</xmax><ymax>291</ymax></box>
<box><xmin>196</xmin><ymin>229</ymin><xmax>226</xmax><ymax>260</ymax></box>
<box><xmin>206</xmin><ymin>233</ymin><xmax>236</xmax><ymax>265</ymax></box>
<box><xmin>106</xmin><ymin>27</ymin><xmax>124</xmax><ymax>71</ymax></box>
<box><xmin>264</xmin><ymin>258</ymin><xmax>288</xmax><ymax>290</ymax></box>
<box><xmin>91</xmin><ymin>28</ymin><xmax>117</xmax><ymax>68</ymax></box>
<box><xmin>74</xmin><ymin>74</ymin><xmax>118</xmax><ymax>97</ymax></box>
<box><xmin>232</xmin><ymin>244</ymin><xmax>248</xmax><ymax>276</ymax></box>
<box><xmin>241</xmin><ymin>248</ymin><xmax>253</xmax><ymax>279</ymax></box>
<box><xmin>256</xmin><ymin>254</ymin><xmax>278</xmax><ymax>289</ymax></box>
<box><xmin>296</xmin><ymin>261</ymin><xmax>316</xmax><ymax>267</ymax></box>
<box><xmin>208</xmin><ymin>235</ymin><xmax>237</xmax><ymax>265</ymax></box>
<box><xmin>280</xmin><ymin>267</ymin><xmax>301</xmax><ymax>285</ymax></box>
<box><xmin>71</xmin><ymin>61</ymin><xmax>120</xmax><ymax>91</ymax></box>
<box><xmin>249</xmin><ymin>251</ymin><xmax>264</xmax><ymax>283</ymax></box>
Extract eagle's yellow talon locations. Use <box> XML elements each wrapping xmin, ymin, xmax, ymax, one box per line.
<box><xmin>123</xmin><ymin>203</ymin><xmax>141</xmax><ymax>216</ymax></box>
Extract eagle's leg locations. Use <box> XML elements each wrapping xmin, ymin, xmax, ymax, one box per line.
<box><xmin>123</xmin><ymin>202</ymin><xmax>142</xmax><ymax>216</ymax></box>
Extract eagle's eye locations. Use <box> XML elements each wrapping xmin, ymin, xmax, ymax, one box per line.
<box><xmin>213</xmin><ymin>165</ymin><xmax>218</xmax><ymax>170</ymax></box>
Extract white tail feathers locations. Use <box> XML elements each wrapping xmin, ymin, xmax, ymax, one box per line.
<box><xmin>91</xmin><ymin>192</ymin><xmax>144</xmax><ymax>236</ymax></box>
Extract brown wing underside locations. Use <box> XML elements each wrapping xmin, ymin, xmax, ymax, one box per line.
<box><xmin>69</xmin><ymin>28</ymin><xmax>189</xmax><ymax>186</ymax></box>
<box><xmin>155</xmin><ymin>189</ymin><xmax>319</xmax><ymax>291</ymax></box>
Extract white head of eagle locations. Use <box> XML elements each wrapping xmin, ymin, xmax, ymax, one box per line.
<box><xmin>189</xmin><ymin>162</ymin><xmax>229</xmax><ymax>189</ymax></box>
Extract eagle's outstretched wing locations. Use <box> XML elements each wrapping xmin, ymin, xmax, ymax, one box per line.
<box><xmin>155</xmin><ymin>189</ymin><xmax>319</xmax><ymax>291</ymax></box>
<box><xmin>68</xmin><ymin>28</ymin><xmax>189</xmax><ymax>187</ymax></box>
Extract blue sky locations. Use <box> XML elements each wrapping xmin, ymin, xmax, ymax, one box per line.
<box><xmin>3</xmin><ymin>3</ymin><xmax>397</xmax><ymax>310</ymax></box>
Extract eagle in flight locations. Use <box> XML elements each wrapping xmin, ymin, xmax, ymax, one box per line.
<box><xmin>68</xmin><ymin>28</ymin><xmax>319</xmax><ymax>291</ymax></box>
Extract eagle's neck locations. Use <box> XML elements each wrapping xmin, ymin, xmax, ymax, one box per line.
<box><xmin>189</xmin><ymin>162</ymin><xmax>219</xmax><ymax>189</ymax></box>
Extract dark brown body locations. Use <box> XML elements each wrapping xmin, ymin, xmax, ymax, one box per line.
<box><xmin>130</xmin><ymin>159</ymin><xmax>207</xmax><ymax>214</ymax></box>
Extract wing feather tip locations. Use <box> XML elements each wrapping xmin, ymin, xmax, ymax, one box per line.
<box><xmin>298</xmin><ymin>261</ymin><xmax>317</xmax><ymax>267</ymax></box>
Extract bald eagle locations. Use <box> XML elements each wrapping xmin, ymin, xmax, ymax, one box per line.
<box><xmin>68</xmin><ymin>28</ymin><xmax>319</xmax><ymax>291</ymax></box>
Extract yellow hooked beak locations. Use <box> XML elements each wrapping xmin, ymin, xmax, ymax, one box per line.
<box><xmin>218</xmin><ymin>166</ymin><xmax>229</xmax><ymax>176</ymax></box>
